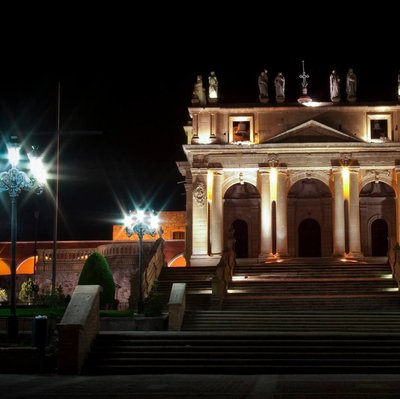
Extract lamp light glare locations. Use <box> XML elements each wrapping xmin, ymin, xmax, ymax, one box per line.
<box><xmin>136</xmin><ymin>209</ymin><xmax>145</xmax><ymax>222</ymax></box>
<box><xmin>123</xmin><ymin>214</ymin><xmax>132</xmax><ymax>227</ymax></box>
<box><xmin>8</xmin><ymin>147</ymin><xmax>20</xmax><ymax>167</ymax></box>
<box><xmin>29</xmin><ymin>155</ymin><xmax>47</xmax><ymax>183</ymax></box>
<box><xmin>150</xmin><ymin>213</ymin><xmax>159</xmax><ymax>230</ymax></box>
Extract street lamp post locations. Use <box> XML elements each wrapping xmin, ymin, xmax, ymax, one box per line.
<box><xmin>124</xmin><ymin>209</ymin><xmax>159</xmax><ymax>314</ymax></box>
<box><xmin>0</xmin><ymin>137</ymin><xmax>46</xmax><ymax>338</ymax></box>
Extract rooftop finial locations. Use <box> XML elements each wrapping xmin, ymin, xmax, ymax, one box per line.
<box><xmin>299</xmin><ymin>60</ymin><xmax>309</xmax><ymax>95</ymax></box>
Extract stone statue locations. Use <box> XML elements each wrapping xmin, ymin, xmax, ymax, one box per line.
<box><xmin>274</xmin><ymin>72</ymin><xmax>285</xmax><ymax>102</ymax></box>
<box><xmin>398</xmin><ymin>70</ymin><xmax>400</xmax><ymax>100</ymax></box>
<box><xmin>258</xmin><ymin>69</ymin><xmax>269</xmax><ymax>103</ymax></box>
<box><xmin>192</xmin><ymin>75</ymin><xmax>206</xmax><ymax>106</ymax></box>
<box><xmin>208</xmin><ymin>71</ymin><xmax>218</xmax><ymax>103</ymax></box>
<box><xmin>330</xmin><ymin>70</ymin><xmax>341</xmax><ymax>102</ymax></box>
<box><xmin>346</xmin><ymin>68</ymin><xmax>357</xmax><ymax>102</ymax></box>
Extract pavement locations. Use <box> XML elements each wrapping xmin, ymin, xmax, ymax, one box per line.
<box><xmin>1</xmin><ymin>374</ymin><xmax>400</xmax><ymax>398</ymax></box>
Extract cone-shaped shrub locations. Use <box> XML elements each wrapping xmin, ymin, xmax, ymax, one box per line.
<box><xmin>78</xmin><ymin>252</ymin><xmax>115</xmax><ymax>309</ymax></box>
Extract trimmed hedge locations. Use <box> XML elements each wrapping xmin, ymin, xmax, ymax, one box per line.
<box><xmin>78</xmin><ymin>252</ymin><xmax>115</xmax><ymax>309</ymax></box>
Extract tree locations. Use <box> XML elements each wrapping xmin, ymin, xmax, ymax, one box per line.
<box><xmin>18</xmin><ymin>278</ymin><xmax>40</xmax><ymax>304</ymax></box>
<box><xmin>78</xmin><ymin>252</ymin><xmax>115</xmax><ymax>309</ymax></box>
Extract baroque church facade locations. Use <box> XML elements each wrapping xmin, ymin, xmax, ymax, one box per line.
<box><xmin>178</xmin><ymin>74</ymin><xmax>400</xmax><ymax>265</ymax></box>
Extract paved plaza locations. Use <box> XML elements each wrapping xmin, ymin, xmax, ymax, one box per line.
<box><xmin>1</xmin><ymin>374</ymin><xmax>400</xmax><ymax>398</ymax></box>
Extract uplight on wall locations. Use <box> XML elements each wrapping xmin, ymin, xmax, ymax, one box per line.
<box><xmin>270</xmin><ymin>167</ymin><xmax>277</xmax><ymax>202</ymax></box>
<box><xmin>342</xmin><ymin>167</ymin><xmax>349</xmax><ymax>200</ymax></box>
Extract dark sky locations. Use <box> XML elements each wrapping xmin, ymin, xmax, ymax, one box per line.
<box><xmin>0</xmin><ymin>6</ymin><xmax>398</xmax><ymax>241</ymax></box>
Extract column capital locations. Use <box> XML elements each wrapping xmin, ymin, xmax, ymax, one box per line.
<box><xmin>394</xmin><ymin>166</ymin><xmax>400</xmax><ymax>175</ymax></box>
<box><xmin>348</xmin><ymin>166</ymin><xmax>360</xmax><ymax>173</ymax></box>
<box><xmin>258</xmin><ymin>167</ymin><xmax>270</xmax><ymax>175</ymax></box>
<box><xmin>277</xmin><ymin>166</ymin><xmax>288</xmax><ymax>174</ymax></box>
<box><xmin>331</xmin><ymin>166</ymin><xmax>342</xmax><ymax>175</ymax></box>
<box><xmin>209</xmin><ymin>168</ymin><xmax>223</xmax><ymax>175</ymax></box>
<box><xmin>191</xmin><ymin>167</ymin><xmax>209</xmax><ymax>177</ymax></box>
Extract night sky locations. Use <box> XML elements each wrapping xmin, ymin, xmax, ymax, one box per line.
<box><xmin>0</xmin><ymin>6</ymin><xmax>398</xmax><ymax>242</ymax></box>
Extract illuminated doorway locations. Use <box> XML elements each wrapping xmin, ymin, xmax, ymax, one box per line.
<box><xmin>371</xmin><ymin>219</ymin><xmax>388</xmax><ymax>256</ymax></box>
<box><xmin>298</xmin><ymin>218</ymin><xmax>321</xmax><ymax>257</ymax></box>
<box><xmin>232</xmin><ymin>219</ymin><xmax>248</xmax><ymax>258</ymax></box>
<box><xmin>223</xmin><ymin>183</ymin><xmax>260</xmax><ymax>258</ymax></box>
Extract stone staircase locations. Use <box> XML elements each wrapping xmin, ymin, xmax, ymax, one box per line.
<box><xmin>84</xmin><ymin>258</ymin><xmax>400</xmax><ymax>374</ymax></box>
<box><xmin>182</xmin><ymin>259</ymin><xmax>400</xmax><ymax>330</ymax></box>
<box><xmin>84</xmin><ymin>331</ymin><xmax>400</xmax><ymax>374</ymax></box>
<box><xmin>156</xmin><ymin>266</ymin><xmax>215</xmax><ymax>310</ymax></box>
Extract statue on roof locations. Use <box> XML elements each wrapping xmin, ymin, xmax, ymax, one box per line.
<box><xmin>330</xmin><ymin>70</ymin><xmax>341</xmax><ymax>103</ymax></box>
<box><xmin>398</xmin><ymin>70</ymin><xmax>400</xmax><ymax>101</ymax></box>
<box><xmin>192</xmin><ymin>75</ymin><xmax>207</xmax><ymax>106</ymax></box>
<box><xmin>208</xmin><ymin>71</ymin><xmax>218</xmax><ymax>103</ymax></box>
<box><xmin>258</xmin><ymin>69</ymin><xmax>269</xmax><ymax>103</ymax></box>
<box><xmin>346</xmin><ymin>68</ymin><xmax>357</xmax><ymax>102</ymax></box>
<box><xmin>274</xmin><ymin>72</ymin><xmax>285</xmax><ymax>103</ymax></box>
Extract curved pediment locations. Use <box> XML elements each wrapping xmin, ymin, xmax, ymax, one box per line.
<box><xmin>264</xmin><ymin>120</ymin><xmax>363</xmax><ymax>143</ymax></box>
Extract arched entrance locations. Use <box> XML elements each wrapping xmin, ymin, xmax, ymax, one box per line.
<box><xmin>232</xmin><ymin>219</ymin><xmax>248</xmax><ymax>258</ymax></box>
<box><xmin>287</xmin><ymin>178</ymin><xmax>332</xmax><ymax>257</ymax></box>
<box><xmin>224</xmin><ymin>183</ymin><xmax>260</xmax><ymax>258</ymax></box>
<box><xmin>371</xmin><ymin>219</ymin><xmax>388</xmax><ymax>256</ymax></box>
<box><xmin>298</xmin><ymin>218</ymin><xmax>321</xmax><ymax>257</ymax></box>
<box><xmin>359</xmin><ymin>182</ymin><xmax>395</xmax><ymax>256</ymax></box>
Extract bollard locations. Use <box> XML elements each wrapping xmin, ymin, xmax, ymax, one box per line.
<box><xmin>32</xmin><ymin>315</ymin><xmax>48</xmax><ymax>350</ymax></box>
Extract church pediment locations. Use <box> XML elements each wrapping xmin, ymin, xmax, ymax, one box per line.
<box><xmin>265</xmin><ymin>120</ymin><xmax>363</xmax><ymax>143</ymax></box>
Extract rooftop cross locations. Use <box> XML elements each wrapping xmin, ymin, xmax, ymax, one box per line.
<box><xmin>299</xmin><ymin>60</ymin><xmax>309</xmax><ymax>94</ymax></box>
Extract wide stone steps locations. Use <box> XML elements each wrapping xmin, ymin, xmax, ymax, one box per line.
<box><xmin>181</xmin><ymin>311</ymin><xmax>400</xmax><ymax>332</ymax></box>
<box><xmin>222</xmin><ymin>296</ymin><xmax>400</xmax><ymax>311</ymax></box>
<box><xmin>222</xmin><ymin>262</ymin><xmax>398</xmax><ymax>312</ymax></box>
<box><xmin>84</xmin><ymin>332</ymin><xmax>400</xmax><ymax>374</ymax></box>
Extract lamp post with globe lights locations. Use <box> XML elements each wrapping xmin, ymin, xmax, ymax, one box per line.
<box><xmin>124</xmin><ymin>209</ymin><xmax>159</xmax><ymax>314</ymax></box>
<box><xmin>0</xmin><ymin>136</ymin><xmax>47</xmax><ymax>338</ymax></box>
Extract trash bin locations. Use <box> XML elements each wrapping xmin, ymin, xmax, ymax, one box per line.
<box><xmin>32</xmin><ymin>315</ymin><xmax>48</xmax><ymax>350</ymax></box>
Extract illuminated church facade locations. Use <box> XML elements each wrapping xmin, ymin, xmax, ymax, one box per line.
<box><xmin>178</xmin><ymin>101</ymin><xmax>400</xmax><ymax>265</ymax></box>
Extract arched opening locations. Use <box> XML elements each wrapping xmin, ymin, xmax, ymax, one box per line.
<box><xmin>224</xmin><ymin>182</ymin><xmax>260</xmax><ymax>258</ymax></box>
<box><xmin>232</xmin><ymin>219</ymin><xmax>248</xmax><ymax>258</ymax></box>
<box><xmin>168</xmin><ymin>254</ymin><xmax>186</xmax><ymax>267</ymax></box>
<box><xmin>287</xmin><ymin>178</ymin><xmax>332</xmax><ymax>257</ymax></box>
<box><xmin>360</xmin><ymin>182</ymin><xmax>395</xmax><ymax>256</ymax></box>
<box><xmin>371</xmin><ymin>219</ymin><xmax>388</xmax><ymax>256</ymax></box>
<box><xmin>298</xmin><ymin>218</ymin><xmax>321</xmax><ymax>257</ymax></box>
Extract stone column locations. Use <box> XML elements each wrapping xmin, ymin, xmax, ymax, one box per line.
<box><xmin>184</xmin><ymin>172</ymin><xmax>193</xmax><ymax>264</ymax></box>
<box><xmin>191</xmin><ymin>114</ymin><xmax>199</xmax><ymax>143</ymax></box>
<box><xmin>348</xmin><ymin>167</ymin><xmax>363</xmax><ymax>257</ymax></box>
<box><xmin>210</xmin><ymin>169</ymin><xmax>223</xmax><ymax>255</ymax></box>
<box><xmin>332</xmin><ymin>168</ymin><xmax>345</xmax><ymax>256</ymax></box>
<box><xmin>276</xmin><ymin>168</ymin><xmax>288</xmax><ymax>256</ymax></box>
<box><xmin>395</xmin><ymin>168</ymin><xmax>400</xmax><ymax>245</ymax></box>
<box><xmin>191</xmin><ymin>169</ymin><xmax>209</xmax><ymax>259</ymax></box>
<box><xmin>259</xmin><ymin>168</ymin><xmax>272</xmax><ymax>256</ymax></box>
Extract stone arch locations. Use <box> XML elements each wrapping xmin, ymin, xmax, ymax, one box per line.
<box><xmin>288</xmin><ymin>171</ymin><xmax>332</xmax><ymax>194</ymax></box>
<box><xmin>287</xmin><ymin>178</ymin><xmax>333</xmax><ymax>257</ymax></box>
<box><xmin>359</xmin><ymin>181</ymin><xmax>396</xmax><ymax>256</ymax></box>
<box><xmin>360</xmin><ymin>171</ymin><xmax>393</xmax><ymax>193</ymax></box>
<box><xmin>168</xmin><ymin>253</ymin><xmax>186</xmax><ymax>267</ymax></box>
<box><xmin>366</xmin><ymin>214</ymin><xmax>390</xmax><ymax>256</ymax></box>
<box><xmin>16</xmin><ymin>256</ymin><xmax>36</xmax><ymax>275</ymax></box>
<box><xmin>222</xmin><ymin>173</ymin><xmax>258</xmax><ymax>197</ymax></box>
<box><xmin>223</xmin><ymin>182</ymin><xmax>260</xmax><ymax>258</ymax></box>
